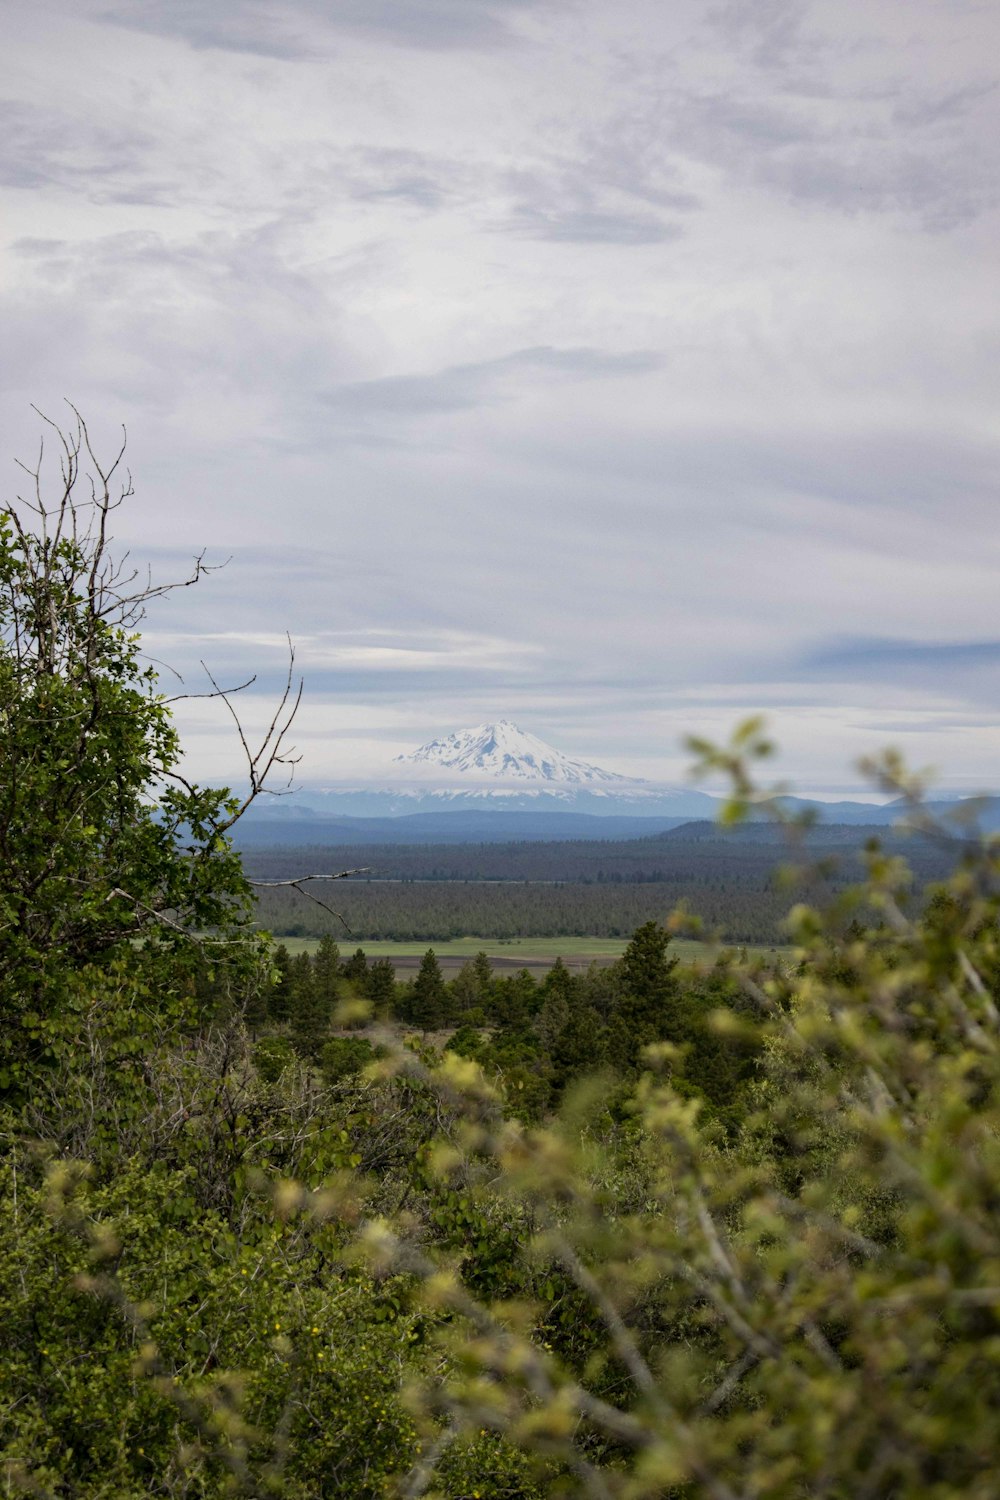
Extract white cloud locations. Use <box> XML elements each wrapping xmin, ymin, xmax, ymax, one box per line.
<box><xmin>2</xmin><ymin>0</ymin><xmax>999</xmax><ymax>792</ymax></box>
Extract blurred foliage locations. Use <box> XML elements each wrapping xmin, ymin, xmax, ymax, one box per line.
<box><xmin>358</xmin><ymin>725</ymin><xmax>1000</xmax><ymax>1498</ymax></box>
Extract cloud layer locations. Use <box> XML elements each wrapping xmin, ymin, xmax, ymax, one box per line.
<box><xmin>3</xmin><ymin>0</ymin><xmax>999</xmax><ymax>794</ymax></box>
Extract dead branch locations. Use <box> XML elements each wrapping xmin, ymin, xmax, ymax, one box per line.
<box><xmin>248</xmin><ymin>869</ymin><xmax>371</xmax><ymax>888</ymax></box>
<box><xmin>104</xmin><ymin>888</ymin><xmax>248</xmax><ymax>947</ymax></box>
<box><xmin>247</xmin><ymin>869</ymin><xmax>371</xmax><ymax>931</ymax></box>
<box><xmin>202</xmin><ymin>637</ymin><xmax>303</xmax><ymax>833</ymax></box>
<box><xmin>163</xmin><ymin>672</ymin><xmax>257</xmax><ymax>704</ymax></box>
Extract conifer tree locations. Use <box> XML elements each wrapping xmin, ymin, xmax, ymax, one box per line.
<box><xmin>289</xmin><ymin>950</ymin><xmax>329</xmax><ymax>1060</ymax></box>
<box><xmin>364</xmin><ymin>957</ymin><xmax>397</xmax><ymax>1018</ymax></box>
<box><xmin>450</xmin><ymin>960</ymin><xmax>482</xmax><ymax>1017</ymax></box>
<box><xmin>312</xmin><ymin>934</ymin><xmax>341</xmax><ymax>1005</ymax></box>
<box><xmin>409</xmin><ymin>949</ymin><xmax>447</xmax><ymax>1031</ymax></box>
<box><xmin>606</xmin><ymin>920</ymin><xmax>680</xmax><ymax>1072</ymax></box>
<box><xmin>490</xmin><ymin>969</ymin><xmax>538</xmax><ymax>1030</ymax></box>
<box><xmin>341</xmin><ymin>947</ymin><xmax>369</xmax><ymax>986</ymax></box>
<box><xmin>537</xmin><ymin>958</ymin><xmax>574</xmax><ymax>1048</ymax></box>
<box><xmin>471</xmin><ymin>950</ymin><xmax>494</xmax><ymax>1003</ymax></box>
<box><xmin>240</xmin><ymin>963</ymin><xmax>270</xmax><ymax>1034</ymax></box>
<box><xmin>550</xmin><ymin>1003</ymin><xmax>605</xmax><ymax>1091</ymax></box>
<box><xmin>266</xmin><ymin>943</ymin><xmax>294</xmax><ymax>1025</ymax></box>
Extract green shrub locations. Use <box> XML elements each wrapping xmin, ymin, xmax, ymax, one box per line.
<box><xmin>320</xmin><ymin>1035</ymin><xmax>380</xmax><ymax>1084</ymax></box>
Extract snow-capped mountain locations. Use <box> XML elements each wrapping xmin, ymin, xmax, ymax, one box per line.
<box><xmin>393</xmin><ymin>720</ymin><xmax>638</xmax><ymax>786</ymax></box>
<box><xmin>228</xmin><ymin>719</ymin><xmax>1000</xmax><ymax>844</ymax></box>
<box><xmin>238</xmin><ymin>718</ymin><xmax>721</xmax><ymax>827</ymax></box>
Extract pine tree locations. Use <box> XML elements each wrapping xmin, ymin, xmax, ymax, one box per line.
<box><xmin>312</xmin><ymin>935</ymin><xmax>341</xmax><ymax>1007</ymax></box>
<box><xmin>451</xmin><ymin>960</ymin><xmax>483</xmax><ymax>1017</ymax></box>
<box><xmin>289</xmin><ymin>951</ymin><xmax>329</xmax><ymax>1060</ymax></box>
<box><xmin>606</xmin><ymin>921</ymin><xmax>680</xmax><ymax>1073</ymax></box>
<box><xmin>537</xmin><ymin>958</ymin><xmax>574</xmax><ymax>1048</ymax></box>
<box><xmin>409</xmin><ymin>949</ymin><xmax>447</xmax><ymax>1031</ymax></box>
<box><xmin>364</xmin><ymin>958</ymin><xmax>397</xmax><ymax>1018</ymax></box>
<box><xmin>341</xmin><ymin>947</ymin><xmax>369</xmax><ymax>986</ymax></box>
<box><xmin>471</xmin><ymin>951</ymin><xmax>494</xmax><ymax>1003</ymax></box>
<box><xmin>240</xmin><ymin>962</ymin><xmax>270</xmax><ymax>1034</ymax></box>
<box><xmin>490</xmin><ymin>969</ymin><xmax>538</xmax><ymax>1030</ymax></box>
<box><xmin>550</xmin><ymin>1004</ymin><xmax>605</xmax><ymax>1092</ymax></box>
<box><xmin>266</xmin><ymin>944</ymin><xmax>294</xmax><ymax>1025</ymax></box>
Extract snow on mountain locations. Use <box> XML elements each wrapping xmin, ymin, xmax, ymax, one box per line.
<box><xmin>393</xmin><ymin>720</ymin><xmax>640</xmax><ymax>785</ymax></box>
<box><xmin>240</xmin><ymin>719</ymin><xmax>723</xmax><ymax>823</ymax></box>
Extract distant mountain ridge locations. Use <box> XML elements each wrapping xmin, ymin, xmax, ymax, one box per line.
<box><xmin>233</xmin><ymin>810</ymin><xmax>697</xmax><ymax>848</ymax></box>
<box><xmin>235</xmin><ymin>716</ymin><xmax>998</xmax><ymax>838</ymax></box>
<box><xmin>243</xmin><ymin>783</ymin><xmax>718</xmax><ymax>819</ymax></box>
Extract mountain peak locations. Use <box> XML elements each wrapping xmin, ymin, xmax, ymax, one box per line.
<box><xmin>393</xmin><ymin>720</ymin><xmax>640</xmax><ymax>785</ymax></box>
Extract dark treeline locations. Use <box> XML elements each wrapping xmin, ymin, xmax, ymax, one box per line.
<box><xmin>253</xmin><ymin>926</ymin><xmax>761</xmax><ymax>1130</ymax></box>
<box><xmin>254</xmin><ymin>877</ymin><xmax>790</xmax><ymax>942</ymax></box>
<box><xmin>249</xmin><ymin>827</ymin><xmax>953</xmax><ymax>943</ymax></box>
<box><xmin>242</xmin><ymin>821</ymin><xmax>950</xmax><ymax>885</ymax></box>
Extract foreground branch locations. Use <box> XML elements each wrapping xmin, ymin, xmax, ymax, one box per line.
<box><xmin>247</xmin><ymin>868</ymin><xmax>371</xmax><ymax>930</ymax></box>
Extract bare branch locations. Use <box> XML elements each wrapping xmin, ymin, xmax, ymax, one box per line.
<box><xmin>163</xmin><ymin>672</ymin><xmax>257</xmax><ymax>705</ymax></box>
<box><xmin>202</xmin><ymin>636</ymin><xmax>303</xmax><ymax>834</ymax></box>
<box><xmin>700</xmin><ymin>1349</ymin><xmax>759</xmax><ymax>1415</ymax></box>
<box><xmin>248</xmin><ymin>870</ymin><xmax>371</xmax><ymax>931</ymax></box>
<box><xmin>550</xmin><ymin>1233</ymin><xmax>665</xmax><ymax>1412</ymax></box>
<box><xmin>104</xmin><ymin>887</ymin><xmax>205</xmax><ymax>941</ymax></box>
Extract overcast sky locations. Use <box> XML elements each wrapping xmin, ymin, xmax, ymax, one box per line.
<box><xmin>3</xmin><ymin>0</ymin><xmax>999</xmax><ymax>795</ymax></box>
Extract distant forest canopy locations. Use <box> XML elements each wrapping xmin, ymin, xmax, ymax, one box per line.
<box><xmin>246</xmin><ymin>825</ymin><xmax>955</xmax><ymax>944</ymax></box>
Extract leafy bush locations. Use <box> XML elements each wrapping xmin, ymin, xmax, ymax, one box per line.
<box><xmin>321</xmin><ymin>1035</ymin><xmax>380</xmax><ymax>1084</ymax></box>
<box><xmin>0</xmin><ymin>1157</ymin><xmax>425</xmax><ymax>1497</ymax></box>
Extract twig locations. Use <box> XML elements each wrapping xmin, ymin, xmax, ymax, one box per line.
<box><xmin>700</xmin><ymin>1348</ymin><xmax>759</xmax><ymax>1415</ymax></box>
<box><xmin>551</xmin><ymin>1234</ymin><xmax>664</xmax><ymax>1411</ymax></box>
<box><xmin>398</xmin><ymin>1422</ymin><xmax>459</xmax><ymax>1499</ymax></box>
<box><xmin>248</xmin><ymin>869</ymin><xmax>371</xmax><ymax>931</ymax></box>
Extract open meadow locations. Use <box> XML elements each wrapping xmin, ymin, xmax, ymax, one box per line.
<box><xmin>273</xmin><ymin>932</ymin><xmax>791</xmax><ymax>975</ymax></box>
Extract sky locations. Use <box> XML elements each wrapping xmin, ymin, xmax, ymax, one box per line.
<box><xmin>3</xmin><ymin>0</ymin><xmax>999</xmax><ymax>797</ymax></box>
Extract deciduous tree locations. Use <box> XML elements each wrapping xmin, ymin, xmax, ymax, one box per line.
<box><xmin>0</xmin><ymin>409</ymin><xmax>294</xmax><ymax>1092</ymax></box>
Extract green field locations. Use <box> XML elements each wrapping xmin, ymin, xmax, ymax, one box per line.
<box><xmin>273</xmin><ymin>934</ymin><xmax>791</xmax><ymax>973</ymax></box>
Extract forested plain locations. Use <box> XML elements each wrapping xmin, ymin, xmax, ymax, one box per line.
<box><xmin>247</xmin><ymin>828</ymin><xmax>953</xmax><ymax>944</ymax></box>
<box><xmin>5</xmin><ymin>420</ymin><xmax>1000</xmax><ymax>1499</ymax></box>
